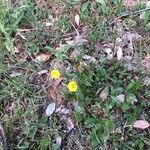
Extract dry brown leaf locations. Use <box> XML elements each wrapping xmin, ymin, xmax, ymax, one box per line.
<box><xmin>116</xmin><ymin>46</ymin><xmax>123</xmax><ymax>60</ymax></box>
<box><xmin>146</xmin><ymin>1</ymin><xmax>150</xmax><ymax>7</ymax></box>
<box><xmin>105</xmin><ymin>48</ymin><xmax>113</xmax><ymax>59</ymax></box>
<box><xmin>122</xmin><ymin>32</ymin><xmax>143</xmax><ymax>42</ymax></box>
<box><xmin>116</xmin><ymin>94</ymin><xmax>125</xmax><ymax>103</ymax></box>
<box><xmin>133</xmin><ymin>120</ymin><xmax>150</xmax><ymax>129</ymax></box>
<box><xmin>77</xmin><ymin>62</ymin><xmax>89</xmax><ymax>73</ymax></box>
<box><xmin>70</xmin><ymin>50</ymin><xmax>80</xmax><ymax>60</ymax></box>
<box><xmin>14</xmin><ymin>47</ymin><xmax>20</xmax><ymax>53</ymax></box>
<box><xmin>123</xmin><ymin>0</ymin><xmax>137</xmax><ymax>9</ymax></box>
<box><xmin>74</xmin><ymin>35</ymin><xmax>87</xmax><ymax>45</ymax></box>
<box><xmin>141</xmin><ymin>55</ymin><xmax>150</xmax><ymax>69</ymax></box>
<box><xmin>44</xmin><ymin>21</ymin><xmax>53</xmax><ymax>27</ymax></box>
<box><xmin>99</xmin><ymin>88</ymin><xmax>108</xmax><ymax>102</ymax></box>
<box><xmin>10</xmin><ymin>72</ymin><xmax>22</xmax><ymax>77</ymax></box>
<box><xmin>35</xmin><ymin>53</ymin><xmax>51</xmax><ymax>62</ymax></box>
<box><xmin>65</xmin><ymin>35</ymin><xmax>87</xmax><ymax>46</ymax></box>
<box><xmin>143</xmin><ymin>77</ymin><xmax>150</xmax><ymax>86</ymax></box>
<box><xmin>67</xmin><ymin>117</ymin><xmax>74</xmax><ymax>131</ymax></box>
<box><xmin>83</xmin><ymin>55</ymin><xmax>98</xmax><ymax>64</ymax></box>
<box><xmin>75</xmin><ymin>14</ymin><xmax>80</xmax><ymax>26</ymax></box>
<box><xmin>45</xmin><ymin>103</ymin><xmax>56</xmax><ymax>116</ymax></box>
<box><xmin>48</xmin><ymin>87</ymin><xmax>57</xmax><ymax>100</ymax></box>
<box><xmin>53</xmin><ymin>78</ymin><xmax>63</xmax><ymax>89</ymax></box>
<box><xmin>37</xmin><ymin>70</ymin><xmax>48</xmax><ymax>75</ymax></box>
<box><xmin>123</xmin><ymin>0</ymin><xmax>147</xmax><ymax>9</ymax></box>
<box><xmin>56</xmin><ymin>136</ymin><xmax>62</xmax><ymax>146</ymax></box>
<box><xmin>55</xmin><ymin>105</ymin><xmax>70</xmax><ymax>115</ymax></box>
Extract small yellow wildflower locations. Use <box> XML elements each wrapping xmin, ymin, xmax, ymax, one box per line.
<box><xmin>68</xmin><ymin>81</ymin><xmax>78</xmax><ymax>92</ymax></box>
<box><xmin>50</xmin><ymin>70</ymin><xmax>60</xmax><ymax>79</ymax></box>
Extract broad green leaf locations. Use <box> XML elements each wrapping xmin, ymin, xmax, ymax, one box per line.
<box><xmin>104</xmin><ymin>120</ymin><xmax>114</xmax><ymax>132</ymax></box>
<box><xmin>121</xmin><ymin>102</ymin><xmax>130</xmax><ymax>111</ymax></box>
<box><xmin>85</xmin><ymin>117</ymin><xmax>98</xmax><ymax>128</ymax></box>
<box><xmin>40</xmin><ymin>138</ymin><xmax>49</xmax><ymax>149</ymax></box>
<box><xmin>99</xmin><ymin>128</ymin><xmax>109</xmax><ymax>141</ymax></box>
<box><xmin>75</xmin><ymin>111</ymin><xmax>83</xmax><ymax>122</ymax></box>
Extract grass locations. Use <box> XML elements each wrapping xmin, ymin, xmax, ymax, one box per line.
<box><xmin>0</xmin><ymin>0</ymin><xmax>150</xmax><ymax>149</ymax></box>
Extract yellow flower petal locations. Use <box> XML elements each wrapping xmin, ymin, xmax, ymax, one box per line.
<box><xmin>68</xmin><ymin>81</ymin><xmax>78</xmax><ymax>92</ymax></box>
<box><xmin>50</xmin><ymin>70</ymin><xmax>61</xmax><ymax>79</ymax></box>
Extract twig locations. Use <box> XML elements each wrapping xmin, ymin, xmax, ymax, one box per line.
<box><xmin>109</xmin><ymin>7</ymin><xmax>150</xmax><ymax>25</ymax></box>
<box><xmin>69</xmin><ymin>21</ymin><xmax>80</xmax><ymax>36</ymax></box>
<box><xmin>0</xmin><ymin>123</ymin><xmax>9</xmax><ymax>150</ymax></box>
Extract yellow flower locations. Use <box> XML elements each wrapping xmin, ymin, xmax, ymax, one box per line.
<box><xmin>68</xmin><ymin>81</ymin><xmax>78</xmax><ymax>92</ymax></box>
<box><xmin>50</xmin><ymin>70</ymin><xmax>61</xmax><ymax>79</ymax></box>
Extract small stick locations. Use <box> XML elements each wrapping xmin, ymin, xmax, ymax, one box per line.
<box><xmin>109</xmin><ymin>7</ymin><xmax>150</xmax><ymax>25</ymax></box>
<box><xmin>0</xmin><ymin>123</ymin><xmax>9</xmax><ymax>150</ymax></box>
<box><xmin>69</xmin><ymin>21</ymin><xmax>80</xmax><ymax>36</ymax></box>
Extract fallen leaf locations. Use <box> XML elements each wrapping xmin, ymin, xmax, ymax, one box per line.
<box><xmin>48</xmin><ymin>88</ymin><xmax>57</xmax><ymax>100</ymax></box>
<box><xmin>44</xmin><ymin>21</ymin><xmax>53</xmax><ymax>27</ymax></box>
<box><xmin>35</xmin><ymin>53</ymin><xmax>51</xmax><ymax>63</ymax></box>
<box><xmin>124</xmin><ymin>55</ymin><xmax>132</xmax><ymax>61</ymax></box>
<box><xmin>83</xmin><ymin>55</ymin><xmax>97</xmax><ymax>64</ymax></box>
<box><xmin>67</xmin><ymin>117</ymin><xmax>74</xmax><ymax>131</ymax></box>
<box><xmin>123</xmin><ymin>0</ymin><xmax>137</xmax><ymax>9</ymax></box>
<box><xmin>53</xmin><ymin>78</ymin><xmax>63</xmax><ymax>89</ymax></box>
<box><xmin>77</xmin><ymin>62</ymin><xmax>89</xmax><ymax>73</ymax></box>
<box><xmin>116</xmin><ymin>38</ymin><xmax>122</xmax><ymax>45</ymax></box>
<box><xmin>143</xmin><ymin>77</ymin><xmax>150</xmax><ymax>86</ymax></box>
<box><xmin>146</xmin><ymin>1</ymin><xmax>150</xmax><ymax>7</ymax></box>
<box><xmin>65</xmin><ymin>40</ymin><xmax>74</xmax><ymax>45</ymax></box>
<box><xmin>105</xmin><ymin>48</ymin><xmax>113</xmax><ymax>59</ymax></box>
<box><xmin>140</xmin><ymin>12</ymin><xmax>145</xmax><ymax>20</ymax></box>
<box><xmin>122</xmin><ymin>32</ymin><xmax>143</xmax><ymax>42</ymax></box>
<box><xmin>14</xmin><ymin>47</ymin><xmax>20</xmax><ymax>53</ymax></box>
<box><xmin>56</xmin><ymin>136</ymin><xmax>61</xmax><ymax>145</ymax></box>
<box><xmin>74</xmin><ymin>35</ymin><xmax>87</xmax><ymax>45</ymax></box>
<box><xmin>116</xmin><ymin>127</ymin><xmax>122</xmax><ymax>133</ymax></box>
<box><xmin>133</xmin><ymin>120</ymin><xmax>150</xmax><ymax>129</ymax></box>
<box><xmin>66</xmin><ymin>35</ymin><xmax>87</xmax><ymax>46</ymax></box>
<box><xmin>99</xmin><ymin>88</ymin><xmax>108</xmax><ymax>102</ymax></box>
<box><xmin>70</xmin><ymin>50</ymin><xmax>80</xmax><ymax>60</ymax></box>
<box><xmin>124</xmin><ymin>57</ymin><xmax>136</xmax><ymax>71</ymax></box>
<box><xmin>10</xmin><ymin>72</ymin><xmax>22</xmax><ymax>77</ymax></box>
<box><xmin>123</xmin><ymin>0</ymin><xmax>146</xmax><ymax>9</ymax></box>
<box><xmin>75</xmin><ymin>14</ymin><xmax>80</xmax><ymax>26</ymax></box>
<box><xmin>116</xmin><ymin>94</ymin><xmax>125</xmax><ymax>103</ymax></box>
<box><xmin>141</xmin><ymin>55</ymin><xmax>150</xmax><ymax>70</ymax></box>
<box><xmin>45</xmin><ymin>103</ymin><xmax>56</xmax><ymax>116</ymax></box>
<box><xmin>55</xmin><ymin>105</ymin><xmax>70</xmax><ymax>115</ymax></box>
<box><xmin>38</xmin><ymin>70</ymin><xmax>48</xmax><ymax>75</ymax></box>
<box><xmin>116</xmin><ymin>46</ymin><xmax>123</xmax><ymax>60</ymax></box>
<box><xmin>60</xmin><ymin>108</ymin><xmax>70</xmax><ymax>114</ymax></box>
